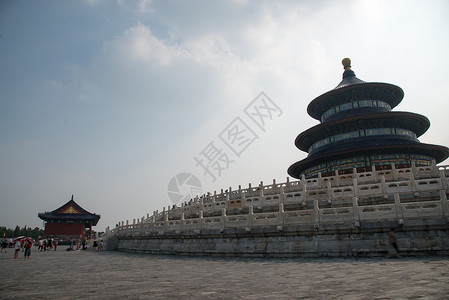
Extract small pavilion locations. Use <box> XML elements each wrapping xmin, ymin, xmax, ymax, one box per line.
<box><xmin>38</xmin><ymin>195</ymin><xmax>100</xmax><ymax>239</ymax></box>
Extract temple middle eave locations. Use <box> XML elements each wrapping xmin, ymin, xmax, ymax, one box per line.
<box><xmin>294</xmin><ymin>112</ymin><xmax>431</xmax><ymax>152</ymax></box>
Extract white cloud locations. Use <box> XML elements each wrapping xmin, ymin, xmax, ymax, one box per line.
<box><xmin>137</xmin><ymin>0</ymin><xmax>154</xmax><ymax>14</ymax></box>
<box><xmin>46</xmin><ymin>80</ymin><xmax>63</xmax><ymax>88</ymax></box>
<box><xmin>105</xmin><ymin>23</ymin><xmax>187</xmax><ymax>65</ymax></box>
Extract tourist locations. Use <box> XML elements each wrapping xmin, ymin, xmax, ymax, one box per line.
<box><xmin>1</xmin><ymin>239</ymin><xmax>7</xmax><ymax>253</ymax></box>
<box><xmin>54</xmin><ymin>239</ymin><xmax>58</xmax><ymax>251</ymax></box>
<box><xmin>14</xmin><ymin>240</ymin><xmax>21</xmax><ymax>259</ymax></box>
<box><xmin>24</xmin><ymin>240</ymin><xmax>32</xmax><ymax>258</ymax></box>
<box><xmin>389</xmin><ymin>228</ymin><xmax>400</xmax><ymax>257</ymax></box>
<box><xmin>99</xmin><ymin>240</ymin><xmax>103</xmax><ymax>251</ymax></box>
<box><xmin>66</xmin><ymin>240</ymin><xmax>74</xmax><ymax>251</ymax></box>
<box><xmin>93</xmin><ymin>240</ymin><xmax>98</xmax><ymax>251</ymax></box>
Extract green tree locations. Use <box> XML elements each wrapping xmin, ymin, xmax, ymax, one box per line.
<box><xmin>0</xmin><ymin>226</ymin><xmax>44</xmax><ymax>240</ymax></box>
<box><xmin>13</xmin><ymin>226</ymin><xmax>20</xmax><ymax>237</ymax></box>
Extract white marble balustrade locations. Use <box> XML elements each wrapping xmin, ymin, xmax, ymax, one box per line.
<box><xmin>107</xmin><ymin>163</ymin><xmax>449</xmax><ymax>237</ymax></box>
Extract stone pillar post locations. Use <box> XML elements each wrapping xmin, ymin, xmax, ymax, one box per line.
<box><xmin>278</xmin><ymin>203</ymin><xmax>284</xmax><ymax>225</ymax></box>
<box><xmin>180</xmin><ymin>213</ymin><xmax>185</xmax><ymax>231</ymax></box>
<box><xmin>313</xmin><ymin>198</ymin><xmax>320</xmax><ymax>224</ymax></box>
<box><xmin>221</xmin><ymin>208</ymin><xmax>227</xmax><ymax>229</ymax></box>
<box><xmin>317</xmin><ymin>172</ymin><xmax>323</xmax><ymax>188</ymax></box>
<box><xmin>248</xmin><ymin>206</ymin><xmax>254</xmax><ymax>227</ymax></box>
<box><xmin>300</xmin><ymin>174</ymin><xmax>306</xmax><ymax>189</ymax></box>
<box><xmin>410</xmin><ymin>172</ymin><xmax>417</xmax><ymax>194</ymax></box>
<box><xmin>440</xmin><ymin>169</ymin><xmax>448</xmax><ymax>190</ymax></box>
<box><xmin>279</xmin><ymin>185</ymin><xmax>285</xmax><ymax>204</ymax></box>
<box><xmin>163</xmin><ymin>212</ymin><xmax>168</xmax><ymax>232</ymax></box>
<box><xmin>199</xmin><ymin>211</ymin><xmax>203</xmax><ymax>230</ymax></box>
<box><xmin>327</xmin><ymin>180</ymin><xmax>333</xmax><ymax>204</ymax></box>
<box><xmin>381</xmin><ymin>175</ymin><xmax>387</xmax><ymax>194</ymax></box>
<box><xmin>353</xmin><ymin>178</ymin><xmax>359</xmax><ymax>198</ymax></box>
<box><xmin>371</xmin><ymin>165</ymin><xmax>377</xmax><ymax>182</ymax></box>
<box><xmin>394</xmin><ymin>193</ymin><xmax>404</xmax><ymax>224</ymax></box>
<box><xmin>334</xmin><ymin>170</ymin><xmax>340</xmax><ymax>186</ymax></box>
<box><xmin>391</xmin><ymin>163</ymin><xmax>398</xmax><ymax>180</ymax></box>
<box><xmin>352</xmin><ymin>196</ymin><xmax>360</xmax><ymax>227</ymax></box>
<box><xmin>302</xmin><ymin>184</ymin><xmax>307</xmax><ymax>206</ymax></box>
<box><xmin>411</xmin><ymin>161</ymin><xmax>418</xmax><ymax>179</ymax></box>
<box><xmin>431</xmin><ymin>160</ymin><xmax>438</xmax><ymax>177</ymax></box>
<box><xmin>440</xmin><ymin>190</ymin><xmax>449</xmax><ymax>220</ymax></box>
<box><xmin>286</xmin><ymin>177</ymin><xmax>290</xmax><ymax>192</ymax></box>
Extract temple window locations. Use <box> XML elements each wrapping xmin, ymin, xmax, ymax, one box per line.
<box><xmin>320</xmin><ymin>100</ymin><xmax>392</xmax><ymax>122</ymax></box>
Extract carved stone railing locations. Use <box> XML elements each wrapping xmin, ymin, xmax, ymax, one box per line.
<box><xmin>105</xmin><ymin>163</ymin><xmax>449</xmax><ymax>237</ymax></box>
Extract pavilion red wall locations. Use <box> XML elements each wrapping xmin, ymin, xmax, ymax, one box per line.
<box><xmin>44</xmin><ymin>223</ymin><xmax>86</xmax><ymax>236</ymax></box>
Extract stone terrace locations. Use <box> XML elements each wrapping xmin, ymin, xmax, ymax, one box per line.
<box><xmin>109</xmin><ymin>163</ymin><xmax>449</xmax><ymax>239</ymax></box>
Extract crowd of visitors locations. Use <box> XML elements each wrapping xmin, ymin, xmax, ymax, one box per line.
<box><xmin>1</xmin><ymin>236</ymin><xmax>104</xmax><ymax>259</ymax></box>
<box><xmin>66</xmin><ymin>239</ymin><xmax>103</xmax><ymax>251</ymax></box>
<box><xmin>37</xmin><ymin>238</ymin><xmax>58</xmax><ymax>251</ymax></box>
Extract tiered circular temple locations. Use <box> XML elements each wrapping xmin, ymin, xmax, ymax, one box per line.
<box><xmin>288</xmin><ymin>58</ymin><xmax>449</xmax><ymax>179</ymax></box>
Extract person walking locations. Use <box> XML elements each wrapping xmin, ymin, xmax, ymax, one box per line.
<box><xmin>24</xmin><ymin>240</ymin><xmax>32</xmax><ymax>258</ymax></box>
<box><xmin>14</xmin><ymin>240</ymin><xmax>21</xmax><ymax>259</ymax></box>
<box><xmin>388</xmin><ymin>228</ymin><xmax>400</xmax><ymax>257</ymax></box>
<box><xmin>1</xmin><ymin>239</ymin><xmax>7</xmax><ymax>253</ymax></box>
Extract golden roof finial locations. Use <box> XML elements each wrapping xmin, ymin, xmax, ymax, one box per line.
<box><xmin>342</xmin><ymin>57</ymin><xmax>351</xmax><ymax>70</ymax></box>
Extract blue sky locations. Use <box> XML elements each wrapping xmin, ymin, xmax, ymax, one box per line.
<box><xmin>1</xmin><ymin>0</ymin><xmax>449</xmax><ymax>231</ymax></box>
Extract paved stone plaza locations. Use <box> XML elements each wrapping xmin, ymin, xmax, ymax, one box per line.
<box><xmin>0</xmin><ymin>248</ymin><xmax>448</xmax><ymax>299</ymax></box>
